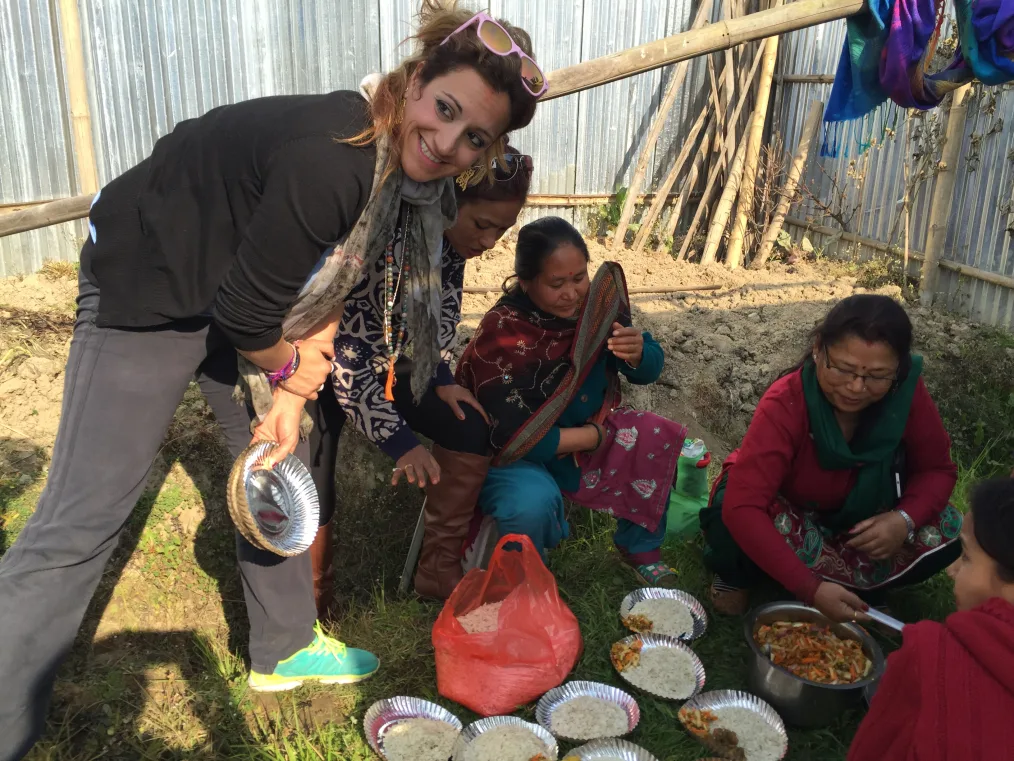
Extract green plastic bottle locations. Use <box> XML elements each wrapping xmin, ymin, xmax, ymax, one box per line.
<box><xmin>666</xmin><ymin>438</ymin><xmax>712</xmax><ymax>538</ymax></box>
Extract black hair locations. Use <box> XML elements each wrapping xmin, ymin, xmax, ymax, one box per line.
<box><xmin>969</xmin><ymin>478</ymin><xmax>1014</xmax><ymax>583</ymax></box>
<box><xmin>780</xmin><ymin>294</ymin><xmax>914</xmax><ymax>381</ymax></box>
<box><xmin>457</xmin><ymin>144</ymin><xmax>531</xmax><ymax>206</ymax></box>
<box><xmin>504</xmin><ymin>216</ymin><xmax>590</xmax><ymax>293</ymax></box>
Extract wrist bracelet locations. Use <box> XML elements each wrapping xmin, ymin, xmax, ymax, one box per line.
<box><xmin>589</xmin><ymin>423</ymin><xmax>603</xmax><ymax>451</ymax></box>
<box><xmin>896</xmin><ymin>508</ymin><xmax>916</xmax><ymax>543</ymax></box>
<box><xmin>266</xmin><ymin>344</ymin><xmax>300</xmax><ymax>388</ymax></box>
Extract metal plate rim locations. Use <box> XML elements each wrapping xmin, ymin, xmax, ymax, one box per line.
<box><xmin>535</xmin><ymin>680</ymin><xmax>640</xmax><ymax>741</ymax></box>
<box><xmin>610</xmin><ymin>633</ymin><xmax>707</xmax><ymax>702</ymax></box>
<box><xmin>618</xmin><ymin>586</ymin><xmax>709</xmax><ymax>642</ymax></box>
<box><xmin>455</xmin><ymin>715</ymin><xmax>559</xmax><ymax>760</ymax></box>
<box><xmin>362</xmin><ymin>696</ymin><xmax>463</xmax><ymax>759</ymax></box>
<box><xmin>678</xmin><ymin>688</ymin><xmax>789</xmax><ymax>761</ymax></box>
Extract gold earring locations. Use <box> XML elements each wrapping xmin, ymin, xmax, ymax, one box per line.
<box><xmin>456</xmin><ymin>167</ymin><xmax>478</xmax><ymax>190</ymax></box>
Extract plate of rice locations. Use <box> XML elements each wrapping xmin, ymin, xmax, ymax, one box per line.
<box><xmin>609</xmin><ymin>633</ymin><xmax>706</xmax><ymax>701</ymax></box>
<box><xmin>453</xmin><ymin>715</ymin><xmax>558</xmax><ymax>761</ymax></box>
<box><xmin>619</xmin><ymin>588</ymin><xmax>708</xmax><ymax>642</ymax></box>
<box><xmin>562</xmin><ymin>738</ymin><xmax>659</xmax><ymax>760</ymax></box>
<box><xmin>536</xmin><ymin>681</ymin><xmax>639</xmax><ymax>741</ymax></box>
<box><xmin>363</xmin><ymin>696</ymin><xmax>463</xmax><ymax>761</ymax></box>
<box><xmin>678</xmin><ymin>690</ymin><xmax>788</xmax><ymax>761</ymax></box>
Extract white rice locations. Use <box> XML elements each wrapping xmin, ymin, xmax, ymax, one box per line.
<box><xmin>628</xmin><ymin>598</ymin><xmax>695</xmax><ymax>638</ymax></box>
<box><xmin>382</xmin><ymin>718</ymin><xmax>459</xmax><ymax>761</ymax></box>
<box><xmin>621</xmin><ymin>646</ymin><xmax>698</xmax><ymax>699</ymax></box>
<box><xmin>456</xmin><ymin>601</ymin><xmax>503</xmax><ymax>634</ymax></box>
<box><xmin>550</xmin><ymin>696</ymin><xmax>629</xmax><ymax>739</ymax></box>
<box><xmin>712</xmin><ymin>706</ymin><xmax>785</xmax><ymax>761</ymax></box>
<box><xmin>456</xmin><ymin>725</ymin><xmax>549</xmax><ymax>761</ymax></box>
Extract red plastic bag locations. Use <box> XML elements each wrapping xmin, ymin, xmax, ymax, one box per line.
<box><xmin>432</xmin><ymin>533</ymin><xmax>583</xmax><ymax>716</ymax></box>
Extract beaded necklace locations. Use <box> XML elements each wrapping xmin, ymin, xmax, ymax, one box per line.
<box><xmin>383</xmin><ymin>207</ymin><xmax>411</xmax><ymax>401</ymax></box>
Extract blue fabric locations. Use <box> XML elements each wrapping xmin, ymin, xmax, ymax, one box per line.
<box><xmin>523</xmin><ymin>331</ymin><xmax>665</xmax><ymax>492</ymax></box>
<box><xmin>480</xmin><ymin>459</ymin><xmax>665</xmax><ymax>557</ymax></box>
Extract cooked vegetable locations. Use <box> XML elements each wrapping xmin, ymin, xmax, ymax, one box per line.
<box><xmin>754</xmin><ymin>620</ymin><xmax>873</xmax><ymax>685</ymax></box>
<box><xmin>610</xmin><ymin>639</ymin><xmax>643</xmax><ymax>673</ymax></box>
<box><xmin>679</xmin><ymin>706</ymin><xmax>719</xmax><ymax>737</ymax></box>
<box><xmin>621</xmin><ymin>613</ymin><xmax>654</xmax><ymax>633</ymax></box>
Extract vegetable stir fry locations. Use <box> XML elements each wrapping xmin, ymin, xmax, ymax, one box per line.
<box><xmin>754</xmin><ymin>621</ymin><xmax>873</xmax><ymax>684</ymax></box>
<box><xmin>621</xmin><ymin>613</ymin><xmax>654</xmax><ymax>633</ymax></box>
<box><xmin>679</xmin><ymin>706</ymin><xmax>718</xmax><ymax>737</ymax></box>
<box><xmin>610</xmin><ymin>639</ymin><xmax>643</xmax><ymax>672</ymax></box>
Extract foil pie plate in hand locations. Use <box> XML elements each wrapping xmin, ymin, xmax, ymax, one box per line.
<box><xmin>226</xmin><ymin>441</ymin><xmax>319</xmax><ymax>556</ymax></box>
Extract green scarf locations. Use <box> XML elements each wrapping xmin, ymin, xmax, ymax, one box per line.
<box><xmin>802</xmin><ymin>354</ymin><xmax>923</xmax><ymax>533</ymax></box>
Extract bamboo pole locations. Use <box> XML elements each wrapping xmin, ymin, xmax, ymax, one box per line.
<box><xmin>0</xmin><ymin>194</ymin><xmax>94</xmax><ymax>238</ymax></box>
<box><xmin>543</xmin><ymin>0</ymin><xmax>865</xmax><ymax>101</ymax></box>
<box><xmin>631</xmin><ymin>107</ymin><xmax>714</xmax><ymax>252</ymax></box>
<box><xmin>725</xmin><ymin>0</ymin><xmax>784</xmax><ymax>269</ymax></box>
<box><xmin>700</xmin><ymin>131</ymin><xmax>750</xmax><ymax>264</ymax></box>
<box><xmin>611</xmin><ymin>0</ymin><xmax>714</xmax><ymax>249</ymax></box>
<box><xmin>659</xmin><ymin>131</ymin><xmax>713</xmax><ymax>254</ymax></box>
<box><xmin>919</xmin><ymin>84</ymin><xmax>970</xmax><ymax>307</ymax></box>
<box><xmin>675</xmin><ymin>37</ymin><xmax>771</xmax><ymax>262</ymax></box>
<box><xmin>635</xmin><ymin>35</ymin><xmax>766</xmax><ymax>253</ymax></box>
<box><xmin>753</xmin><ymin>99</ymin><xmax>824</xmax><ymax>268</ymax></box>
<box><xmin>707</xmin><ymin>56</ymin><xmax>729</xmax><ymax>174</ymax></box>
<box><xmin>57</xmin><ymin>0</ymin><xmax>99</xmax><ymax>194</ymax></box>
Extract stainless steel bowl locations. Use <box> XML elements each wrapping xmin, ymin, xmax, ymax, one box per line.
<box><xmin>744</xmin><ymin>601</ymin><xmax>886</xmax><ymax>728</ymax></box>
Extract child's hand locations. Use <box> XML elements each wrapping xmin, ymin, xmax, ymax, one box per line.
<box><xmin>608</xmin><ymin>322</ymin><xmax>643</xmax><ymax>368</ymax></box>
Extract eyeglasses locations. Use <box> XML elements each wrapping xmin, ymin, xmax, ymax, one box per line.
<box><xmin>491</xmin><ymin>152</ymin><xmax>534</xmax><ymax>181</ymax></box>
<box><xmin>441</xmin><ymin>11</ymin><xmax>548</xmax><ymax>98</ymax></box>
<box><xmin>822</xmin><ymin>348</ymin><xmax>897</xmax><ymax>390</ymax></box>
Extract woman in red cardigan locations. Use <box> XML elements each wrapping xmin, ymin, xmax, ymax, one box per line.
<box><xmin>701</xmin><ymin>295</ymin><xmax>961</xmax><ymax>621</ymax></box>
<box><xmin>847</xmin><ymin>477</ymin><xmax>1014</xmax><ymax>761</ymax></box>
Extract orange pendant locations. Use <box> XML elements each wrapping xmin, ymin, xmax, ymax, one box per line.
<box><xmin>384</xmin><ymin>356</ymin><xmax>396</xmax><ymax>402</ymax></box>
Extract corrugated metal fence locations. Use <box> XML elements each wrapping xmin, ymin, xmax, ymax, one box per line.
<box><xmin>1</xmin><ymin>0</ymin><xmax>706</xmax><ymax>276</ymax></box>
<box><xmin>4</xmin><ymin>2</ymin><xmax>1012</xmax><ymax>329</ymax></box>
<box><xmin>775</xmin><ymin>19</ymin><xmax>1014</xmax><ymax>328</ymax></box>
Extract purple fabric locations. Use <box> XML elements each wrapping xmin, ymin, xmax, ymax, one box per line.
<box><xmin>563</xmin><ymin>409</ymin><xmax>686</xmax><ymax>534</ymax></box>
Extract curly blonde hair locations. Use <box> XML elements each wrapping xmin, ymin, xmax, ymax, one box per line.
<box><xmin>348</xmin><ymin>0</ymin><xmax>539</xmax><ymax>183</ymax></box>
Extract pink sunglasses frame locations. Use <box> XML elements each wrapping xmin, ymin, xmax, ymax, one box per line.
<box><xmin>440</xmin><ymin>11</ymin><xmax>548</xmax><ymax>97</ymax></box>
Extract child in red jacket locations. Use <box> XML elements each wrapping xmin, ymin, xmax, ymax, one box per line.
<box><xmin>848</xmin><ymin>478</ymin><xmax>1014</xmax><ymax>761</ymax></box>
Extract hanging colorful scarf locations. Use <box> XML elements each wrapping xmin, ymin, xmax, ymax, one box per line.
<box><xmin>455</xmin><ymin>261</ymin><xmax>630</xmax><ymax>465</ymax></box>
<box><xmin>823</xmin><ymin>0</ymin><xmax>1014</xmax><ymax>156</ymax></box>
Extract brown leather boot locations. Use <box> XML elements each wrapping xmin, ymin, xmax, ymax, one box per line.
<box><xmin>309</xmin><ymin>520</ymin><xmax>335</xmax><ymax>620</ymax></box>
<box><xmin>414</xmin><ymin>446</ymin><xmax>491</xmax><ymax>600</ymax></box>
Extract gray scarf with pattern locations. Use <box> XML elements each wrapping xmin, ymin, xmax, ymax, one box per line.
<box><xmin>235</xmin><ymin>132</ymin><xmax>457</xmax><ymax>436</ymax></box>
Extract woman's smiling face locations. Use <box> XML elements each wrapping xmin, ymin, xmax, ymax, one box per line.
<box><xmin>399</xmin><ymin>68</ymin><xmax>511</xmax><ymax>183</ymax></box>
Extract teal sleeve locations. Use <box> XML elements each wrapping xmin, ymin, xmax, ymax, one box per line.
<box><xmin>523</xmin><ymin>425</ymin><xmax>562</xmax><ymax>463</ymax></box>
<box><xmin>620</xmin><ymin>331</ymin><xmax>664</xmax><ymax>385</ymax></box>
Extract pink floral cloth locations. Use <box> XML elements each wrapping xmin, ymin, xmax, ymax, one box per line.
<box><xmin>565</xmin><ymin>408</ymin><xmax>687</xmax><ymax>533</ymax></box>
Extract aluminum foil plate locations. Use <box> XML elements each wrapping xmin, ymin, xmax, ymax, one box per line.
<box><xmin>619</xmin><ymin>587</ymin><xmax>709</xmax><ymax>643</ymax></box>
<box><xmin>678</xmin><ymin>689</ymin><xmax>789</xmax><ymax>760</ymax></box>
<box><xmin>564</xmin><ymin>738</ymin><xmax>659</xmax><ymax>761</ymax></box>
<box><xmin>453</xmin><ymin>715</ymin><xmax>558</xmax><ymax>761</ymax></box>
<box><xmin>536</xmin><ymin>680</ymin><xmax>640</xmax><ymax>741</ymax></box>
<box><xmin>363</xmin><ymin>696</ymin><xmax>463</xmax><ymax>760</ymax></box>
<box><xmin>226</xmin><ymin>441</ymin><xmax>319</xmax><ymax>557</ymax></box>
<box><xmin>610</xmin><ymin>633</ymin><xmax>706</xmax><ymax>702</ymax></box>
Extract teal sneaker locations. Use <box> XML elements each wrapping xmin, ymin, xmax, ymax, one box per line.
<box><xmin>248</xmin><ymin>622</ymin><xmax>380</xmax><ymax>692</ymax></box>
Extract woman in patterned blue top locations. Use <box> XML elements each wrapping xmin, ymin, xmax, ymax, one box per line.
<box><xmin>305</xmin><ymin>147</ymin><xmax>533</xmax><ymax>612</ymax></box>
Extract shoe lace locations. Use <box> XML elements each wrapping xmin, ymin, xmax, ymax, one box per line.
<box><xmin>310</xmin><ymin>621</ymin><xmax>348</xmax><ymax>659</ymax></box>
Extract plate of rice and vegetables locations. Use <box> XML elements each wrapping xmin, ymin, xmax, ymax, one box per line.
<box><xmin>619</xmin><ymin>588</ymin><xmax>708</xmax><ymax>642</ymax></box>
<box><xmin>363</xmin><ymin>697</ymin><xmax>463</xmax><ymax>761</ymax></box>
<box><xmin>609</xmin><ymin>633</ymin><xmax>706</xmax><ymax>701</ymax></box>
<box><xmin>753</xmin><ymin>620</ymin><xmax>873</xmax><ymax>685</ymax></box>
<box><xmin>453</xmin><ymin>716</ymin><xmax>558</xmax><ymax>761</ymax></box>
<box><xmin>562</xmin><ymin>737</ymin><xmax>659</xmax><ymax>760</ymax></box>
<box><xmin>678</xmin><ymin>690</ymin><xmax>788</xmax><ymax>761</ymax></box>
<box><xmin>536</xmin><ymin>681</ymin><xmax>639</xmax><ymax>741</ymax></box>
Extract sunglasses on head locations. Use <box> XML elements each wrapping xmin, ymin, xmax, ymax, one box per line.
<box><xmin>441</xmin><ymin>11</ymin><xmax>548</xmax><ymax>98</ymax></box>
<box><xmin>455</xmin><ymin>152</ymin><xmax>533</xmax><ymax>190</ymax></box>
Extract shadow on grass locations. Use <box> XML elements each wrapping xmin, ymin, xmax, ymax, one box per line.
<box><xmin>34</xmin><ymin>629</ymin><xmax>254</xmax><ymax>760</ymax></box>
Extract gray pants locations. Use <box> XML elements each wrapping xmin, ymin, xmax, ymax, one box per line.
<box><xmin>0</xmin><ymin>274</ymin><xmax>317</xmax><ymax>760</ymax></box>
